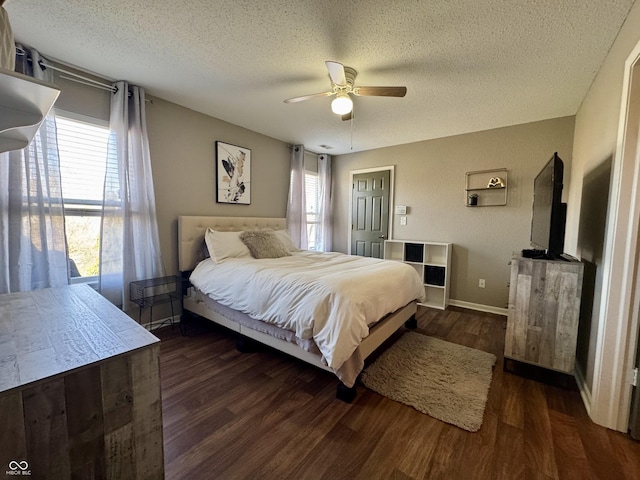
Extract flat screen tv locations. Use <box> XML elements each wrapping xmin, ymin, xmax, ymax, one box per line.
<box><xmin>530</xmin><ymin>152</ymin><xmax>566</xmax><ymax>258</ymax></box>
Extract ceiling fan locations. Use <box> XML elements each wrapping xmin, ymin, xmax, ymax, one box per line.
<box><xmin>284</xmin><ymin>61</ymin><xmax>407</xmax><ymax>120</ymax></box>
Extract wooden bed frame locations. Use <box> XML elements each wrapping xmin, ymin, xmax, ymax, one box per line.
<box><xmin>178</xmin><ymin>215</ymin><xmax>417</xmax><ymax>402</ymax></box>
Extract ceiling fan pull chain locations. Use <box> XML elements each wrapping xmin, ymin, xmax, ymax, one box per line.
<box><xmin>350</xmin><ymin>113</ymin><xmax>354</xmax><ymax>150</ymax></box>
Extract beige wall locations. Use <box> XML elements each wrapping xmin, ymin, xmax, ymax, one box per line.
<box><xmin>145</xmin><ymin>96</ymin><xmax>290</xmax><ymax>277</ymax></box>
<box><xmin>567</xmin><ymin>1</ymin><xmax>640</xmax><ymax>390</ymax></box>
<box><xmin>332</xmin><ymin>116</ymin><xmax>575</xmax><ymax>309</ymax></box>
<box><xmin>53</xmin><ymin>73</ymin><xmax>291</xmax><ymax>279</ymax></box>
<box><xmin>50</xmin><ymin>74</ymin><xmax>290</xmax><ymax>322</ymax></box>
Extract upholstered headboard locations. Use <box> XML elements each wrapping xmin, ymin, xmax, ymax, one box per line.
<box><xmin>178</xmin><ymin>216</ymin><xmax>286</xmax><ymax>271</ymax></box>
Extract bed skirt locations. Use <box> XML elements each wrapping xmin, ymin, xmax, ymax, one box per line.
<box><xmin>188</xmin><ymin>289</ymin><xmax>366</xmax><ymax>387</ymax></box>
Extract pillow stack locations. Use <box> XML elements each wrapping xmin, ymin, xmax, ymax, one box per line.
<box><xmin>204</xmin><ymin>228</ymin><xmax>297</xmax><ymax>262</ymax></box>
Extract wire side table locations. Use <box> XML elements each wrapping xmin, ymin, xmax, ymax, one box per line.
<box><xmin>129</xmin><ymin>275</ymin><xmax>179</xmax><ymax>329</ymax></box>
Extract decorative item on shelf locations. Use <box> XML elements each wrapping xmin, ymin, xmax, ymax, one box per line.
<box><xmin>487</xmin><ymin>177</ymin><xmax>505</xmax><ymax>188</ymax></box>
<box><xmin>465</xmin><ymin>168</ymin><xmax>507</xmax><ymax>207</ymax></box>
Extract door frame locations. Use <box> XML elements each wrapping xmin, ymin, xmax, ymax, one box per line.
<box><xmin>590</xmin><ymin>38</ymin><xmax>640</xmax><ymax>431</ymax></box>
<box><xmin>348</xmin><ymin>165</ymin><xmax>395</xmax><ymax>255</ymax></box>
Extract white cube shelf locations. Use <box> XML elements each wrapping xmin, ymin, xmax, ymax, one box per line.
<box><xmin>384</xmin><ymin>240</ymin><xmax>452</xmax><ymax>310</ymax></box>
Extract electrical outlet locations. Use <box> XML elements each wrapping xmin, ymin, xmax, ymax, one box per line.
<box><xmin>400</xmin><ymin>216</ymin><xmax>407</xmax><ymax>226</ymax></box>
<box><xmin>479</xmin><ymin>279</ymin><xmax>486</xmax><ymax>288</ymax></box>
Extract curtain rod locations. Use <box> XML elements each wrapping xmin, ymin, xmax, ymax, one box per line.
<box><xmin>288</xmin><ymin>145</ymin><xmax>324</xmax><ymax>155</ymax></box>
<box><xmin>40</xmin><ymin>61</ymin><xmax>152</xmax><ymax>101</ymax></box>
<box><xmin>40</xmin><ymin>61</ymin><xmax>116</xmax><ymax>92</ymax></box>
<box><xmin>58</xmin><ymin>75</ymin><xmax>114</xmax><ymax>93</ymax></box>
<box><xmin>43</xmin><ymin>60</ymin><xmax>154</xmax><ymax>102</ymax></box>
<box><xmin>17</xmin><ymin>48</ymin><xmax>152</xmax><ymax>101</ymax></box>
<box><xmin>15</xmin><ymin>46</ymin><xmax>117</xmax><ymax>92</ymax></box>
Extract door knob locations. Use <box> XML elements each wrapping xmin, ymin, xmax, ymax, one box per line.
<box><xmin>378</xmin><ymin>235</ymin><xmax>386</xmax><ymax>239</ymax></box>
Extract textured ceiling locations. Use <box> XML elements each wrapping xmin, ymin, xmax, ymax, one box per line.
<box><xmin>5</xmin><ymin>0</ymin><xmax>636</xmax><ymax>155</ymax></box>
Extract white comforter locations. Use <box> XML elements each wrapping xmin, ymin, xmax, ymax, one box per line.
<box><xmin>189</xmin><ymin>251</ymin><xmax>424</xmax><ymax>370</ymax></box>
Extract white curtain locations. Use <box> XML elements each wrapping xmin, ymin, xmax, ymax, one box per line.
<box><xmin>0</xmin><ymin>5</ymin><xmax>15</xmax><ymax>70</ymax></box>
<box><xmin>99</xmin><ymin>81</ymin><xmax>164</xmax><ymax>308</ymax></box>
<box><xmin>316</xmin><ymin>154</ymin><xmax>332</xmax><ymax>252</ymax></box>
<box><xmin>0</xmin><ymin>47</ymin><xmax>69</xmax><ymax>294</ymax></box>
<box><xmin>286</xmin><ymin>144</ymin><xmax>308</xmax><ymax>249</ymax></box>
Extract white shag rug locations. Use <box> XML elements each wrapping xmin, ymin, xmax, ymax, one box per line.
<box><xmin>361</xmin><ymin>332</ymin><xmax>497</xmax><ymax>432</ymax></box>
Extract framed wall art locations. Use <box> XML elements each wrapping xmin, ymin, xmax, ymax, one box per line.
<box><xmin>215</xmin><ymin>141</ymin><xmax>251</xmax><ymax>204</ymax></box>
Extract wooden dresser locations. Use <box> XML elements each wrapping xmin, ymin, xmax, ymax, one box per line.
<box><xmin>504</xmin><ymin>256</ymin><xmax>584</xmax><ymax>379</ymax></box>
<box><xmin>0</xmin><ymin>284</ymin><xmax>164</xmax><ymax>479</ymax></box>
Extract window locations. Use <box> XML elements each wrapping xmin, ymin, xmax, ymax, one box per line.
<box><xmin>55</xmin><ymin>112</ymin><xmax>110</xmax><ymax>283</ymax></box>
<box><xmin>305</xmin><ymin>171</ymin><xmax>320</xmax><ymax>250</ymax></box>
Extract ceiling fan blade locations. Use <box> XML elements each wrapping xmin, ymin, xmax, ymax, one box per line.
<box><xmin>325</xmin><ymin>61</ymin><xmax>347</xmax><ymax>86</ymax></box>
<box><xmin>284</xmin><ymin>91</ymin><xmax>334</xmax><ymax>103</ymax></box>
<box><xmin>353</xmin><ymin>86</ymin><xmax>407</xmax><ymax>97</ymax></box>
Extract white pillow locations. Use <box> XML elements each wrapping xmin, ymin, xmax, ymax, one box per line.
<box><xmin>273</xmin><ymin>229</ymin><xmax>298</xmax><ymax>252</ymax></box>
<box><xmin>204</xmin><ymin>228</ymin><xmax>251</xmax><ymax>263</ymax></box>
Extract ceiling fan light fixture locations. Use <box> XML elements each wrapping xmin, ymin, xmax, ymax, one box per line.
<box><xmin>331</xmin><ymin>94</ymin><xmax>353</xmax><ymax>115</ymax></box>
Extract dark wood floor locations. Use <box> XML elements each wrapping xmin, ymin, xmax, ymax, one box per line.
<box><xmin>156</xmin><ymin>306</ymin><xmax>640</xmax><ymax>479</ymax></box>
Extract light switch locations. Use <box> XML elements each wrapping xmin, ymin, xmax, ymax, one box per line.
<box><xmin>400</xmin><ymin>216</ymin><xmax>407</xmax><ymax>226</ymax></box>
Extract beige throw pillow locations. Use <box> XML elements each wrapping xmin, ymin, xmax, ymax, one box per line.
<box><xmin>240</xmin><ymin>230</ymin><xmax>291</xmax><ymax>259</ymax></box>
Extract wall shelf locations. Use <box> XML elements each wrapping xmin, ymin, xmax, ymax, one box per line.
<box><xmin>384</xmin><ymin>240</ymin><xmax>452</xmax><ymax>310</ymax></box>
<box><xmin>0</xmin><ymin>68</ymin><xmax>60</xmax><ymax>154</ymax></box>
<box><xmin>465</xmin><ymin>168</ymin><xmax>508</xmax><ymax>207</ymax></box>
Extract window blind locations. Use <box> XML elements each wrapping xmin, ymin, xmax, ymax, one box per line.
<box><xmin>55</xmin><ymin>113</ymin><xmax>110</xmax><ymax>279</ymax></box>
<box><xmin>56</xmin><ymin>114</ymin><xmax>109</xmax><ymax>209</ymax></box>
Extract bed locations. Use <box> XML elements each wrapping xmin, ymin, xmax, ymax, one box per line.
<box><xmin>178</xmin><ymin>215</ymin><xmax>424</xmax><ymax>401</ymax></box>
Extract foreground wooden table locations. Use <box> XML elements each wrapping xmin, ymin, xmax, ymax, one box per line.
<box><xmin>0</xmin><ymin>284</ymin><xmax>163</xmax><ymax>479</ymax></box>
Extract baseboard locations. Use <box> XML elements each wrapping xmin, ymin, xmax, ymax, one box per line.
<box><xmin>448</xmin><ymin>299</ymin><xmax>508</xmax><ymax>316</ymax></box>
<box><xmin>574</xmin><ymin>363</ymin><xmax>592</xmax><ymax>417</ymax></box>
<box><xmin>503</xmin><ymin>357</ymin><xmax>578</xmax><ymax>390</ymax></box>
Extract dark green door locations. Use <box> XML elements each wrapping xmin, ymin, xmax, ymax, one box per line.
<box><xmin>351</xmin><ymin>170</ymin><xmax>390</xmax><ymax>258</ymax></box>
